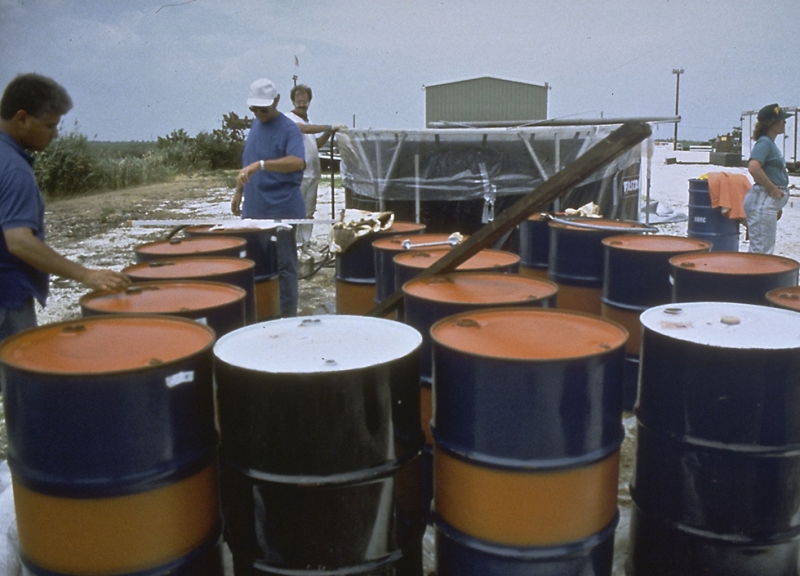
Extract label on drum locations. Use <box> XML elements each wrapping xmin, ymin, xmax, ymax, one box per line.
<box><xmin>166</xmin><ymin>370</ymin><xmax>195</xmax><ymax>388</ymax></box>
<box><xmin>240</xmin><ymin>250</ymin><xmax>247</xmax><ymax>257</ymax></box>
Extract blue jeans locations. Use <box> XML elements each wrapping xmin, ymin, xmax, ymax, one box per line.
<box><xmin>743</xmin><ymin>184</ymin><xmax>789</xmax><ymax>254</ymax></box>
<box><xmin>0</xmin><ymin>298</ymin><xmax>37</xmax><ymax>344</ymax></box>
<box><xmin>275</xmin><ymin>225</ymin><xmax>298</xmax><ymax>317</ymax></box>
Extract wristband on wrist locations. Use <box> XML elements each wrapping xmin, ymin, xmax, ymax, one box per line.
<box><xmin>259</xmin><ymin>160</ymin><xmax>265</xmax><ymax>171</ymax></box>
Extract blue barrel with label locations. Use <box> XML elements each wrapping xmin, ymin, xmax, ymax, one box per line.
<box><xmin>0</xmin><ymin>315</ymin><xmax>223</xmax><ymax>576</ymax></box>
<box><xmin>687</xmin><ymin>178</ymin><xmax>740</xmax><ymax>251</ymax></box>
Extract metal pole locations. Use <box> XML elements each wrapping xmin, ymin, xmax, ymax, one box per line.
<box><xmin>673</xmin><ymin>69</ymin><xmax>684</xmax><ymax>151</ymax></box>
<box><xmin>330</xmin><ymin>135</ymin><xmax>336</xmax><ymax>220</ymax></box>
<box><xmin>428</xmin><ymin>116</ymin><xmax>681</xmax><ymax>129</ymax></box>
<box><xmin>414</xmin><ymin>154</ymin><xmax>421</xmax><ymax>224</ymax></box>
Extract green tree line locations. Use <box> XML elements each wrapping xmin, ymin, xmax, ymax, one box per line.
<box><xmin>34</xmin><ymin>112</ymin><xmax>252</xmax><ymax>198</ymax></box>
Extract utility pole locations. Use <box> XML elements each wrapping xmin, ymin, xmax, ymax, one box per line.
<box><xmin>672</xmin><ymin>69</ymin><xmax>684</xmax><ymax>151</ymax></box>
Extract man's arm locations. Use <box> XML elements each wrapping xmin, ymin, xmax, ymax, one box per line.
<box><xmin>237</xmin><ymin>156</ymin><xmax>305</xmax><ymax>186</ymax></box>
<box><xmin>4</xmin><ymin>227</ymin><xmax>130</xmax><ymax>291</ymax></box>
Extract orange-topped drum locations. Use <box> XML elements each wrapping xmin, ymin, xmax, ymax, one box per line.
<box><xmin>184</xmin><ymin>225</ymin><xmax>278</xmax><ymax>322</ymax></box>
<box><xmin>81</xmin><ymin>281</ymin><xmax>247</xmax><ymax>338</ymax></box>
<box><xmin>601</xmin><ymin>234</ymin><xmax>712</xmax><ymax>410</ymax></box>
<box><xmin>373</xmin><ymin>232</ymin><xmax>464</xmax><ymax>304</ymax></box>
<box><xmin>548</xmin><ymin>217</ymin><xmax>649</xmax><ymax>315</ymax></box>
<box><xmin>335</xmin><ymin>221</ymin><xmax>427</xmax><ymax>314</ymax></box>
<box><xmin>430</xmin><ymin>308</ymin><xmax>627</xmax><ymax>575</ymax></box>
<box><xmin>134</xmin><ymin>235</ymin><xmax>247</xmax><ymax>263</ymax></box>
<box><xmin>670</xmin><ymin>252</ymin><xmax>799</xmax><ymax>304</ymax></box>
<box><xmin>766</xmin><ymin>285</ymin><xmax>800</xmax><ymax>312</ymax></box>
<box><xmin>394</xmin><ymin>248</ymin><xmax>519</xmax><ymax>291</ymax></box>
<box><xmin>403</xmin><ymin>273</ymin><xmax>558</xmax><ymax>523</ymax></box>
<box><xmin>0</xmin><ymin>315</ymin><xmax>222</xmax><ymax>576</ymax></box>
<box><xmin>123</xmin><ymin>256</ymin><xmax>257</xmax><ymax>324</ymax></box>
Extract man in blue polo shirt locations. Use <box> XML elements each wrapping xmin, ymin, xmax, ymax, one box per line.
<box><xmin>231</xmin><ymin>78</ymin><xmax>305</xmax><ymax>317</ymax></box>
<box><xmin>0</xmin><ymin>74</ymin><xmax>129</xmax><ymax>341</ymax></box>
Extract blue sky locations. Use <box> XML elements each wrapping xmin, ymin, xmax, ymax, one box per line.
<box><xmin>1</xmin><ymin>0</ymin><xmax>797</xmax><ymax>142</ymax></box>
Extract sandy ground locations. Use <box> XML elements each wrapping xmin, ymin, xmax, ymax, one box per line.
<box><xmin>3</xmin><ymin>144</ymin><xmax>800</xmax><ymax>575</ymax></box>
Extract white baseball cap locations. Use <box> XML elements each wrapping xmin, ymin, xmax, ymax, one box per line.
<box><xmin>247</xmin><ymin>78</ymin><xmax>278</xmax><ymax>107</ymax></box>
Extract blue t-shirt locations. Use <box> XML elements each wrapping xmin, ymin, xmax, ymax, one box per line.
<box><xmin>0</xmin><ymin>131</ymin><xmax>48</xmax><ymax>309</ymax></box>
<box><xmin>241</xmin><ymin>113</ymin><xmax>306</xmax><ymax>220</ymax></box>
<box><xmin>750</xmin><ymin>136</ymin><xmax>789</xmax><ymax>187</ymax></box>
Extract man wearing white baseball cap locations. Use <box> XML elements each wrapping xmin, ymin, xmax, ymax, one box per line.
<box><xmin>233</xmin><ymin>78</ymin><xmax>306</xmax><ymax>317</ymax></box>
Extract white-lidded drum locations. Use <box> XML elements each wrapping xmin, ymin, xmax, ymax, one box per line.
<box><xmin>630</xmin><ymin>302</ymin><xmax>800</xmax><ymax>576</ymax></box>
<box><xmin>213</xmin><ymin>316</ymin><xmax>426</xmax><ymax>575</ymax></box>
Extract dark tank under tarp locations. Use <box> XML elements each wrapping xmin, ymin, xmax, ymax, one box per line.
<box><xmin>338</xmin><ymin>125</ymin><xmax>650</xmax><ymax>234</ymax></box>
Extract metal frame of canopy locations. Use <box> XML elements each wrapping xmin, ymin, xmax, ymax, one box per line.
<box><xmin>338</xmin><ymin>124</ymin><xmax>653</xmax><ymax>229</ymax></box>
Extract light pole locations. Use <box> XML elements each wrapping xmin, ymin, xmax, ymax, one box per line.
<box><xmin>673</xmin><ymin>69</ymin><xmax>684</xmax><ymax>151</ymax></box>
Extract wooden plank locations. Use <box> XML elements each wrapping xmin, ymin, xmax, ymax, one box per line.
<box><xmin>366</xmin><ymin>121</ymin><xmax>652</xmax><ymax>318</ymax></box>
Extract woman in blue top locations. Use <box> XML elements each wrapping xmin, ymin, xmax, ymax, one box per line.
<box><xmin>743</xmin><ymin>103</ymin><xmax>793</xmax><ymax>254</ymax></box>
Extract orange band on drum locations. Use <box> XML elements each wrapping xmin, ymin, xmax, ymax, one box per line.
<box><xmin>434</xmin><ymin>447</ymin><xmax>619</xmax><ymax>547</ymax></box>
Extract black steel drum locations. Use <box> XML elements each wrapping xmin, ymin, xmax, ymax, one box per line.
<box><xmin>214</xmin><ymin>316</ymin><xmax>426</xmax><ymax>575</ymax></box>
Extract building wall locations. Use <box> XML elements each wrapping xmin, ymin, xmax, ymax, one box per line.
<box><xmin>425</xmin><ymin>76</ymin><xmax>548</xmax><ymax>126</ymax></box>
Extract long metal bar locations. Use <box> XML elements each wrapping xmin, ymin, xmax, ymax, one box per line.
<box><xmin>377</xmin><ymin>134</ymin><xmax>406</xmax><ymax>211</ymax></box>
<box><xmin>330</xmin><ymin>135</ymin><xmax>336</xmax><ymax>219</ymax></box>
<box><xmin>366</xmin><ymin>121</ymin><xmax>653</xmax><ymax>318</ymax></box>
<box><xmin>427</xmin><ymin>116</ymin><xmax>680</xmax><ymax>129</ymax></box>
<box><xmin>519</xmin><ymin>133</ymin><xmax>550</xmax><ymax>181</ymax></box>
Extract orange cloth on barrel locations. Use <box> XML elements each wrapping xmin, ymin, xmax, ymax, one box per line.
<box><xmin>707</xmin><ymin>172</ymin><xmax>751</xmax><ymax>220</ymax></box>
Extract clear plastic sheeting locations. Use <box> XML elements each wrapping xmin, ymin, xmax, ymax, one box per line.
<box><xmin>338</xmin><ymin>125</ymin><xmax>651</xmax><ymax>233</ymax></box>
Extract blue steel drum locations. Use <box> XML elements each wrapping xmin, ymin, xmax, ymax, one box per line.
<box><xmin>0</xmin><ymin>315</ymin><xmax>221</xmax><ymax>576</ymax></box>
<box><xmin>403</xmin><ymin>273</ymin><xmax>558</xmax><ymax>388</ymax></box>
<box><xmin>185</xmin><ymin>224</ymin><xmax>275</xmax><ymax>280</ymax></box>
<box><xmin>766</xmin><ymin>285</ymin><xmax>800</xmax><ymax>312</ymax></box>
<box><xmin>629</xmin><ymin>302</ymin><xmax>800</xmax><ymax>576</ymax></box>
<box><xmin>122</xmin><ymin>256</ymin><xmax>257</xmax><ymax>324</ymax></box>
<box><xmin>687</xmin><ymin>178</ymin><xmax>740</xmax><ymax>251</ymax></box>
<box><xmin>548</xmin><ymin>218</ymin><xmax>648</xmax><ymax>315</ymax></box>
<box><xmin>393</xmin><ymin>248</ymin><xmax>519</xmax><ymax>293</ymax></box>
<box><xmin>670</xmin><ymin>252</ymin><xmax>799</xmax><ymax>305</ymax></box>
<box><xmin>80</xmin><ymin>281</ymin><xmax>247</xmax><ymax>338</ymax></box>
<box><xmin>214</xmin><ymin>316</ymin><xmax>425</xmax><ymax>576</ymax></box>
<box><xmin>402</xmin><ymin>273</ymin><xmax>558</xmax><ymax>523</ymax></box>
<box><xmin>184</xmin><ymin>225</ymin><xmax>279</xmax><ymax>321</ymax></box>
<box><xmin>430</xmin><ymin>308</ymin><xmax>627</xmax><ymax>576</ymax></box>
<box><xmin>134</xmin><ymin>235</ymin><xmax>247</xmax><ymax>263</ymax></box>
<box><xmin>335</xmin><ymin>221</ymin><xmax>426</xmax><ymax>314</ymax></box>
<box><xmin>518</xmin><ymin>213</ymin><xmax>551</xmax><ymax>279</ymax></box>
<box><xmin>601</xmin><ymin>234</ymin><xmax>712</xmax><ymax>410</ymax></box>
<box><xmin>373</xmin><ymin>232</ymin><xmax>460</xmax><ymax>304</ymax></box>
<box><xmin>435</xmin><ymin>515</ymin><xmax>617</xmax><ymax>576</ymax></box>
